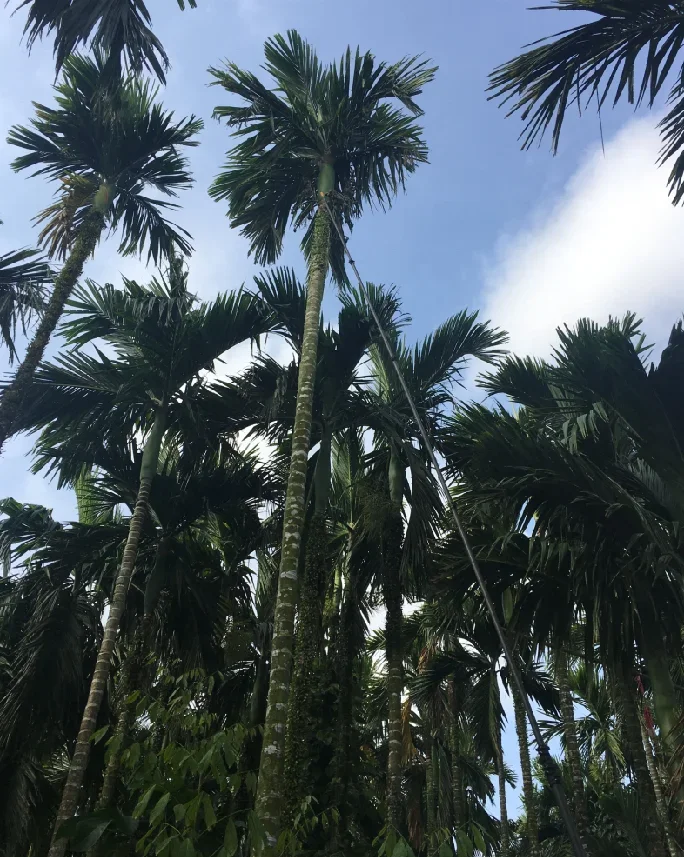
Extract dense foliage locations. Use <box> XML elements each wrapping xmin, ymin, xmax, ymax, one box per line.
<box><xmin>2</xmin><ymin>4</ymin><xmax>684</xmax><ymax>857</ymax></box>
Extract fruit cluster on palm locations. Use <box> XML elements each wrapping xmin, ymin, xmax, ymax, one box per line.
<box><xmin>3</xmin><ymin>4</ymin><xmax>684</xmax><ymax>857</ymax></box>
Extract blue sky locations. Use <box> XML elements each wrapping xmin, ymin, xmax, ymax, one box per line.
<box><xmin>1</xmin><ymin>0</ymin><xmax>684</xmax><ymax>821</ymax></box>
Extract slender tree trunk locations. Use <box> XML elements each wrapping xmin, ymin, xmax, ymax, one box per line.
<box><xmin>383</xmin><ymin>451</ymin><xmax>405</xmax><ymax>834</ymax></box>
<box><xmin>0</xmin><ymin>207</ymin><xmax>105</xmax><ymax>454</ymax></box>
<box><xmin>283</xmin><ymin>513</ymin><xmax>330</xmax><ymax>820</ymax></box>
<box><xmin>254</xmin><ymin>168</ymin><xmax>333</xmax><ymax>853</ymax></box>
<box><xmin>384</xmin><ymin>546</ymin><xmax>404</xmax><ymax>833</ymax></box>
<box><xmin>510</xmin><ymin>679</ymin><xmax>540</xmax><ymax>857</ymax></box>
<box><xmin>283</xmin><ymin>425</ymin><xmax>333</xmax><ymax>821</ymax></box>
<box><xmin>555</xmin><ymin>649</ymin><xmax>592</xmax><ymax>852</ymax></box>
<box><xmin>641</xmin><ymin>715</ymin><xmax>678</xmax><ymax>857</ymax></box>
<box><xmin>493</xmin><ymin>689</ymin><xmax>509</xmax><ymax>857</ymax></box>
<box><xmin>612</xmin><ymin>664</ymin><xmax>668</xmax><ymax>857</ymax></box>
<box><xmin>47</xmin><ymin>407</ymin><xmax>166</xmax><ymax>857</ymax></box>
<box><xmin>332</xmin><ymin>578</ymin><xmax>356</xmax><ymax>845</ymax></box>
<box><xmin>447</xmin><ymin>679</ymin><xmax>464</xmax><ymax>835</ymax></box>
<box><xmin>426</xmin><ymin>731</ymin><xmax>438</xmax><ymax>856</ymax></box>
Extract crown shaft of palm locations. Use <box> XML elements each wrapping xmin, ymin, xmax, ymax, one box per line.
<box><xmin>255</xmin><ymin>192</ymin><xmax>332</xmax><ymax>851</ymax></box>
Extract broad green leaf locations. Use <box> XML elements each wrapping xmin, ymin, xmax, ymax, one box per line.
<box><xmin>91</xmin><ymin>725</ymin><xmax>110</xmax><ymax>744</ymax></box>
<box><xmin>224</xmin><ymin>819</ymin><xmax>238</xmax><ymax>857</ymax></box>
<box><xmin>133</xmin><ymin>785</ymin><xmax>158</xmax><ymax>819</ymax></box>
<box><xmin>149</xmin><ymin>792</ymin><xmax>172</xmax><ymax>828</ymax></box>
<box><xmin>202</xmin><ymin>794</ymin><xmax>217</xmax><ymax>830</ymax></box>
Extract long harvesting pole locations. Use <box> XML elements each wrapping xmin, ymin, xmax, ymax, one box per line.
<box><xmin>322</xmin><ymin>197</ymin><xmax>588</xmax><ymax>857</ymax></box>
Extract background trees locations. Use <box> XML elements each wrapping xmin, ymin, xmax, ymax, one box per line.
<box><xmin>1</xmin><ymin>5</ymin><xmax>683</xmax><ymax>857</ymax></box>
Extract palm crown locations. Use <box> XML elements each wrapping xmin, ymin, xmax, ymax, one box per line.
<box><xmin>20</xmin><ymin>262</ymin><xmax>274</xmax><ymax>483</ymax></box>
<box><xmin>8</xmin><ymin>52</ymin><xmax>202</xmax><ymax>261</ymax></box>
<box><xmin>15</xmin><ymin>0</ymin><xmax>195</xmax><ymax>82</ymax></box>
<box><xmin>209</xmin><ymin>30</ymin><xmax>436</xmax><ymax>280</ymax></box>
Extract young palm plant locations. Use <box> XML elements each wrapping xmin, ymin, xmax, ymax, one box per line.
<box><xmin>0</xmin><ymin>52</ymin><xmax>201</xmax><ymax>455</ymax></box>
<box><xmin>209</xmin><ymin>30</ymin><xmax>436</xmax><ymax>848</ymax></box>
<box><xmin>489</xmin><ymin>0</ymin><xmax>684</xmax><ymax>203</ymax></box>
<box><xmin>17</xmin><ymin>262</ymin><xmax>273</xmax><ymax>857</ymax></box>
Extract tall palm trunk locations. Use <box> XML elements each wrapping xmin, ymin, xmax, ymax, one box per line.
<box><xmin>555</xmin><ymin>649</ymin><xmax>591</xmax><ymax>852</ymax></box>
<box><xmin>448</xmin><ymin>679</ymin><xmax>464</xmax><ymax>834</ymax></box>
<box><xmin>95</xmin><ymin>625</ymin><xmax>146</xmax><ymax>813</ymax></box>
<box><xmin>0</xmin><ymin>204</ymin><xmax>106</xmax><ymax>453</ymax></box>
<box><xmin>332</xmin><ymin>573</ymin><xmax>357</xmax><ymax>844</ymax></box>
<box><xmin>283</xmin><ymin>427</ymin><xmax>332</xmax><ymax>821</ymax></box>
<box><xmin>640</xmin><ymin>715</ymin><xmax>678</xmax><ymax>857</ymax></box>
<box><xmin>510</xmin><ymin>678</ymin><xmax>540</xmax><ymax>857</ymax></box>
<box><xmin>493</xmin><ymin>681</ymin><xmax>509</xmax><ymax>857</ymax></box>
<box><xmin>47</xmin><ymin>407</ymin><xmax>166</xmax><ymax>857</ymax></box>
<box><xmin>426</xmin><ymin>731</ymin><xmax>438</xmax><ymax>856</ymax></box>
<box><xmin>254</xmin><ymin>164</ymin><xmax>333</xmax><ymax>852</ymax></box>
<box><xmin>383</xmin><ymin>451</ymin><xmax>405</xmax><ymax>833</ymax></box>
<box><xmin>611</xmin><ymin>662</ymin><xmax>668</xmax><ymax>857</ymax></box>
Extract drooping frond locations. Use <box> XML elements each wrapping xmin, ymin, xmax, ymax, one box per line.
<box><xmin>0</xmin><ymin>249</ymin><xmax>50</xmax><ymax>360</ymax></box>
<box><xmin>489</xmin><ymin>1</ymin><xmax>684</xmax><ymax>201</ymax></box>
<box><xmin>15</xmin><ymin>0</ymin><xmax>197</xmax><ymax>82</ymax></box>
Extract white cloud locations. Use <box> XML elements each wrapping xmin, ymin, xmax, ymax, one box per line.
<box><xmin>480</xmin><ymin>117</ymin><xmax>684</xmax><ymax>362</ymax></box>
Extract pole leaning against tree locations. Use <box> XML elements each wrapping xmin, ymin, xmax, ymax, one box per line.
<box><xmin>322</xmin><ymin>196</ymin><xmax>589</xmax><ymax>857</ymax></box>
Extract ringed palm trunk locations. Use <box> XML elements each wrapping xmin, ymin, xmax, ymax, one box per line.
<box><xmin>383</xmin><ymin>451</ymin><xmax>405</xmax><ymax>833</ymax></box>
<box><xmin>555</xmin><ymin>649</ymin><xmax>592</xmax><ymax>852</ymax></box>
<box><xmin>332</xmin><ymin>583</ymin><xmax>355</xmax><ymax>841</ymax></box>
<box><xmin>0</xmin><ymin>200</ymin><xmax>108</xmax><ymax>454</ymax></box>
<box><xmin>47</xmin><ymin>407</ymin><xmax>166</xmax><ymax>857</ymax></box>
<box><xmin>283</xmin><ymin>427</ymin><xmax>332</xmax><ymax>821</ymax></box>
<box><xmin>425</xmin><ymin>730</ymin><xmax>438</xmax><ymax>856</ymax></box>
<box><xmin>611</xmin><ymin>662</ymin><xmax>668</xmax><ymax>857</ymax></box>
<box><xmin>510</xmin><ymin>675</ymin><xmax>540</xmax><ymax>857</ymax></box>
<box><xmin>447</xmin><ymin>679</ymin><xmax>464</xmax><ymax>835</ymax></box>
<box><xmin>254</xmin><ymin>164</ymin><xmax>334</xmax><ymax>852</ymax></box>
<box><xmin>640</xmin><ymin>714</ymin><xmax>678</xmax><ymax>857</ymax></box>
<box><xmin>493</xmin><ymin>678</ymin><xmax>509</xmax><ymax>857</ymax></box>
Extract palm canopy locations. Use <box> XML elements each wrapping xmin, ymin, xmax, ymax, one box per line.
<box><xmin>7</xmin><ymin>52</ymin><xmax>202</xmax><ymax>262</ymax></box>
<box><xmin>209</xmin><ymin>30</ymin><xmax>436</xmax><ymax>280</ymax></box>
<box><xmin>203</xmin><ymin>268</ymin><xmax>405</xmax><ymax>444</ymax></box>
<box><xmin>15</xmin><ymin>0</ymin><xmax>195</xmax><ymax>82</ymax></box>
<box><xmin>18</xmin><ymin>260</ymin><xmax>274</xmax><ymax>485</ymax></box>
<box><xmin>0</xmin><ymin>249</ymin><xmax>51</xmax><ymax>362</ymax></box>
<box><xmin>489</xmin><ymin>1</ymin><xmax>684</xmax><ymax>202</ymax></box>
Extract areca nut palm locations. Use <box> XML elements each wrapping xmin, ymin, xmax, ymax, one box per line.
<box><xmin>0</xmin><ymin>248</ymin><xmax>51</xmax><ymax>362</ymax></box>
<box><xmin>367</xmin><ymin>311</ymin><xmax>506</xmax><ymax>832</ymax></box>
<box><xmin>0</xmin><ymin>51</ymin><xmax>201</xmax><ymax>456</ymax></box>
<box><xmin>489</xmin><ymin>1</ymin><xmax>684</xmax><ymax>203</ymax></box>
<box><xmin>18</xmin><ymin>264</ymin><xmax>273</xmax><ymax>857</ymax></box>
<box><xmin>209</xmin><ymin>30</ymin><xmax>436</xmax><ymax>849</ymax></box>
<box><xmin>16</xmin><ymin>0</ymin><xmax>197</xmax><ymax>82</ymax></box>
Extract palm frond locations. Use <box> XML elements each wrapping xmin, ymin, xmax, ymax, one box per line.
<box><xmin>0</xmin><ymin>249</ymin><xmax>50</xmax><ymax>360</ymax></box>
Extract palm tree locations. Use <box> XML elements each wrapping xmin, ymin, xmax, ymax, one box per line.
<box><xmin>489</xmin><ymin>0</ymin><xmax>684</xmax><ymax>203</ymax></box>
<box><xmin>16</xmin><ymin>262</ymin><xmax>273</xmax><ymax>857</ymax></box>
<box><xmin>209</xmin><ymin>30</ymin><xmax>436</xmax><ymax>849</ymax></box>
<box><xmin>366</xmin><ymin>311</ymin><xmax>506</xmax><ymax>833</ymax></box>
<box><xmin>0</xmin><ymin>249</ymin><xmax>51</xmax><ymax>363</ymax></box>
<box><xmin>15</xmin><ymin>0</ymin><xmax>196</xmax><ymax>82</ymax></box>
<box><xmin>0</xmin><ymin>52</ymin><xmax>201</xmax><ymax>455</ymax></box>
